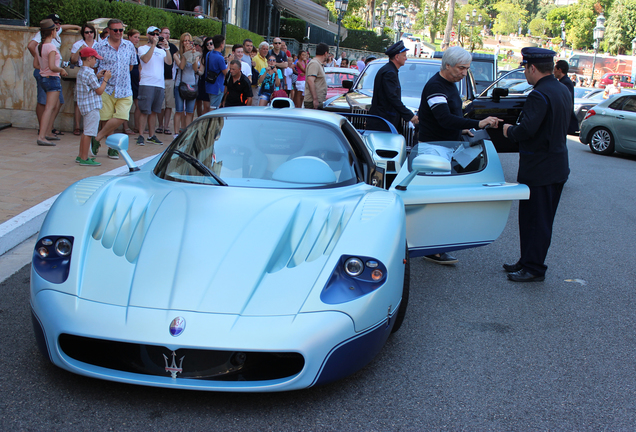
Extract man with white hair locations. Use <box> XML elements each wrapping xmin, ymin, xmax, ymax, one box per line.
<box><xmin>417</xmin><ymin>46</ymin><xmax>502</xmax><ymax>265</ymax></box>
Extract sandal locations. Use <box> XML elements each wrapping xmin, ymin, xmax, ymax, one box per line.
<box><xmin>156</xmin><ymin>127</ymin><xmax>164</xmax><ymax>134</ymax></box>
<box><xmin>133</xmin><ymin>129</ymin><xmax>139</xmax><ymax>134</ymax></box>
<box><xmin>163</xmin><ymin>128</ymin><xmax>172</xmax><ymax>135</ymax></box>
<box><xmin>124</xmin><ymin>127</ymin><xmax>135</xmax><ymax>135</ymax></box>
<box><xmin>51</xmin><ymin>128</ymin><xmax>64</xmax><ymax>136</ymax></box>
<box><xmin>73</xmin><ymin>128</ymin><xmax>81</xmax><ymax>136</ymax></box>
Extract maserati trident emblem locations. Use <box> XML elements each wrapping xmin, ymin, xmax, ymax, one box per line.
<box><xmin>163</xmin><ymin>351</ymin><xmax>185</xmax><ymax>379</ymax></box>
<box><xmin>169</xmin><ymin>316</ymin><xmax>186</xmax><ymax>337</ymax></box>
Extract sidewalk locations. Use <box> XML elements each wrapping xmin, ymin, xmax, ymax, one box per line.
<box><xmin>0</xmin><ymin>126</ymin><xmax>168</xmax><ymax>279</ymax></box>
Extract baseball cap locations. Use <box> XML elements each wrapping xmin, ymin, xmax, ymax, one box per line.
<box><xmin>147</xmin><ymin>26</ymin><xmax>160</xmax><ymax>34</ymax></box>
<box><xmin>79</xmin><ymin>47</ymin><xmax>103</xmax><ymax>59</ymax></box>
<box><xmin>45</xmin><ymin>13</ymin><xmax>62</xmax><ymax>23</ymax></box>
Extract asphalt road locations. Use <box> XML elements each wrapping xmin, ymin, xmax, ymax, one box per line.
<box><xmin>1</xmin><ymin>137</ymin><xmax>635</xmax><ymax>431</ymax></box>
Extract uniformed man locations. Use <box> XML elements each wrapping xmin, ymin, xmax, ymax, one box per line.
<box><xmin>502</xmin><ymin>48</ymin><xmax>571</xmax><ymax>282</ymax></box>
<box><xmin>368</xmin><ymin>41</ymin><xmax>419</xmax><ymax>132</ymax></box>
<box><xmin>553</xmin><ymin>60</ymin><xmax>579</xmax><ymax>134</ymax></box>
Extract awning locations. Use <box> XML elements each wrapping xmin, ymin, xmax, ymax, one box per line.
<box><xmin>274</xmin><ymin>0</ymin><xmax>348</xmax><ymax>40</ymax></box>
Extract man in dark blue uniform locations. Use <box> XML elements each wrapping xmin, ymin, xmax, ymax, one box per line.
<box><xmin>554</xmin><ymin>60</ymin><xmax>579</xmax><ymax>134</ymax></box>
<box><xmin>368</xmin><ymin>41</ymin><xmax>419</xmax><ymax>132</ymax></box>
<box><xmin>503</xmin><ymin>48</ymin><xmax>571</xmax><ymax>282</ymax></box>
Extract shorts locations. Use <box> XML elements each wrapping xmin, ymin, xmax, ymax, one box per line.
<box><xmin>259</xmin><ymin>93</ymin><xmax>272</xmax><ymax>102</ymax></box>
<box><xmin>41</xmin><ymin>76</ymin><xmax>62</xmax><ymax>93</ymax></box>
<box><xmin>175</xmin><ymin>84</ymin><xmax>196</xmax><ymax>113</ymax></box>
<box><xmin>295</xmin><ymin>80</ymin><xmax>305</xmax><ymax>93</ymax></box>
<box><xmin>162</xmin><ymin>79</ymin><xmax>175</xmax><ymax>109</ymax></box>
<box><xmin>100</xmin><ymin>93</ymin><xmax>133</xmax><ymax>121</ymax></box>
<box><xmin>208</xmin><ymin>91</ymin><xmax>224</xmax><ymax>109</ymax></box>
<box><xmin>82</xmin><ymin>109</ymin><xmax>101</xmax><ymax>137</ymax></box>
<box><xmin>138</xmin><ymin>85</ymin><xmax>165</xmax><ymax>114</ymax></box>
<box><xmin>34</xmin><ymin>69</ymin><xmax>64</xmax><ymax>105</ymax></box>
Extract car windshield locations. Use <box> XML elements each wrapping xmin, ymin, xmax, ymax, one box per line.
<box><xmin>574</xmin><ymin>87</ymin><xmax>595</xmax><ymax>98</ymax></box>
<box><xmin>154</xmin><ymin>115</ymin><xmax>358</xmax><ymax>189</ymax></box>
<box><xmin>325</xmin><ymin>71</ymin><xmax>358</xmax><ymax>87</ymax></box>
<box><xmin>354</xmin><ymin>61</ymin><xmax>457</xmax><ymax>97</ymax></box>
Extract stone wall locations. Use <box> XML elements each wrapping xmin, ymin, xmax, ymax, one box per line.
<box><xmin>0</xmin><ymin>25</ymin><xmax>83</xmax><ymax>132</ymax></box>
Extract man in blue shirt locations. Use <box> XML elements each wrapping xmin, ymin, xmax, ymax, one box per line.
<box><xmin>205</xmin><ymin>34</ymin><xmax>229</xmax><ymax>110</ymax></box>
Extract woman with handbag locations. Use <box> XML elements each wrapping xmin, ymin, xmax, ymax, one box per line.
<box><xmin>195</xmin><ymin>37</ymin><xmax>213</xmax><ymax>118</ymax></box>
<box><xmin>69</xmin><ymin>23</ymin><xmax>97</xmax><ymax>135</ymax></box>
<box><xmin>173</xmin><ymin>32</ymin><xmax>202</xmax><ymax>138</ymax></box>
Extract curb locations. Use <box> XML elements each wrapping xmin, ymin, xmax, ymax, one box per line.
<box><xmin>0</xmin><ymin>154</ymin><xmax>159</xmax><ymax>257</ymax></box>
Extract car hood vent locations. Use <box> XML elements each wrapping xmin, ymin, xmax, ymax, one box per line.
<box><xmin>74</xmin><ymin>176</ymin><xmax>116</xmax><ymax>204</ymax></box>
<box><xmin>74</xmin><ymin>183</ymin><xmax>374</xmax><ymax>316</ymax></box>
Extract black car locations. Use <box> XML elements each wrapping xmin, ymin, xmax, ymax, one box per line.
<box><xmin>324</xmin><ymin>59</ymin><xmax>524</xmax><ymax>152</ymax></box>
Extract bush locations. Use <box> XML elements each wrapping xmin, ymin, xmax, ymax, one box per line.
<box><xmin>29</xmin><ymin>0</ymin><xmax>262</xmax><ymax>46</ymax></box>
<box><xmin>340</xmin><ymin>29</ymin><xmax>392</xmax><ymax>53</ymax></box>
<box><xmin>280</xmin><ymin>17</ymin><xmax>306</xmax><ymax>42</ymax></box>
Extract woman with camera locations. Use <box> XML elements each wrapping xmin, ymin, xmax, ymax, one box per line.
<box><xmin>258</xmin><ymin>55</ymin><xmax>282</xmax><ymax>106</ymax></box>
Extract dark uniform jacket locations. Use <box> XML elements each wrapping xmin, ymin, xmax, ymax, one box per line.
<box><xmin>559</xmin><ymin>74</ymin><xmax>579</xmax><ymax>134</ymax></box>
<box><xmin>508</xmin><ymin>74</ymin><xmax>571</xmax><ymax>186</ymax></box>
<box><xmin>368</xmin><ymin>61</ymin><xmax>413</xmax><ymax>131</ymax></box>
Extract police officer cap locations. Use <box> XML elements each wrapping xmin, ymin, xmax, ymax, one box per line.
<box><xmin>385</xmin><ymin>41</ymin><xmax>409</xmax><ymax>58</ymax></box>
<box><xmin>520</xmin><ymin>47</ymin><xmax>556</xmax><ymax>65</ymax></box>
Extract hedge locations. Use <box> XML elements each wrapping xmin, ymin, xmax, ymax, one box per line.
<box><xmin>340</xmin><ymin>29</ymin><xmax>392</xmax><ymax>53</ymax></box>
<box><xmin>280</xmin><ymin>17</ymin><xmax>306</xmax><ymax>42</ymax></box>
<box><xmin>29</xmin><ymin>0</ymin><xmax>263</xmax><ymax>46</ymax></box>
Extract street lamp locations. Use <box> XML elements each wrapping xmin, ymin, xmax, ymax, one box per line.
<box><xmin>561</xmin><ymin>20</ymin><xmax>566</xmax><ymax>55</ymax></box>
<box><xmin>518</xmin><ymin>19</ymin><xmax>522</xmax><ymax>37</ymax></box>
<box><xmin>334</xmin><ymin>0</ymin><xmax>349</xmax><ymax>58</ymax></box>
<box><xmin>590</xmin><ymin>13</ymin><xmax>606</xmax><ymax>83</ymax></box>
<box><xmin>458</xmin><ymin>19</ymin><xmax>462</xmax><ymax>47</ymax></box>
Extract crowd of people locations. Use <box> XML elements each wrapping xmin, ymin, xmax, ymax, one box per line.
<box><xmin>28</xmin><ymin>14</ymin><xmax>369</xmax><ymax>166</ymax></box>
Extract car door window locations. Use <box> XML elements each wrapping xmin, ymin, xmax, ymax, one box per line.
<box><xmin>608</xmin><ymin>97</ymin><xmax>627</xmax><ymax>110</ymax></box>
<box><xmin>620</xmin><ymin>97</ymin><xmax>636</xmax><ymax>112</ymax></box>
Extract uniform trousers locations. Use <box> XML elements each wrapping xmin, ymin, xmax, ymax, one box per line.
<box><xmin>519</xmin><ymin>182</ymin><xmax>565</xmax><ymax>276</ymax></box>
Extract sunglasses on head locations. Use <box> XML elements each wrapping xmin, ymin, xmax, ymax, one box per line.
<box><xmin>109</xmin><ymin>28</ymin><xmax>124</xmax><ymax>33</ymax></box>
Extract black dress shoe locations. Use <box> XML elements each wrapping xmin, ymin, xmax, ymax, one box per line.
<box><xmin>507</xmin><ymin>269</ymin><xmax>545</xmax><ymax>282</ymax></box>
<box><xmin>503</xmin><ymin>262</ymin><xmax>523</xmax><ymax>272</ymax></box>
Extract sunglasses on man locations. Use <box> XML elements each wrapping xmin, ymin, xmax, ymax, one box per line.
<box><xmin>109</xmin><ymin>28</ymin><xmax>124</xmax><ymax>33</ymax></box>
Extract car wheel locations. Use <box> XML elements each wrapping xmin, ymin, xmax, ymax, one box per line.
<box><xmin>391</xmin><ymin>246</ymin><xmax>410</xmax><ymax>334</ymax></box>
<box><xmin>589</xmin><ymin>127</ymin><xmax>615</xmax><ymax>155</ymax></box>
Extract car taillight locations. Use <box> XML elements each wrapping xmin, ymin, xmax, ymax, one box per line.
<box><xmin>584</xmin><ymin>109</ymin><xmax>596</xmax><ymax>120</ymax></box>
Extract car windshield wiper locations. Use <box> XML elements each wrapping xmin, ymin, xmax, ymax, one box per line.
<box><xmin>167</xmin><ymin>149</ymin><xmax>228</xmax><ymax>186</ymax></box>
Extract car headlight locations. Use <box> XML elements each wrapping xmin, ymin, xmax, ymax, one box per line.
<box><xmin>321</xmin><ymin>255</ymin><xmax>387</xmax><ymax>304</ymax></box>
<box><xmin>55</xmin><ymin>238</ymin><xmax>72</xmax><ymax>256</ymax></box>
<box><xmin>344</xmin><ymin>257</ymin><xmax>364</xmax><ymax>277</ymax></box>
<box><xmin>32</xmin><ymin>236</ymin><xmax>74</xmax><ymax>284</ymax></box>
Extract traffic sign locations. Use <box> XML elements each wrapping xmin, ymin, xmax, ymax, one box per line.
<box><xmin>451</xmin><ymin>31</ymin><xmax>456</xmax><ymax>37</ymax></box>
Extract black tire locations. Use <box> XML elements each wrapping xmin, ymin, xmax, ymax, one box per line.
<box><xmin>589</xmin><ymin>127</ymin><xmax>615</xmax><ymax>155</ymax></box>
<box><xmin>391</xmin><ymin>246</ymin><xmax>410</xmax><ymax>334</ymax></box>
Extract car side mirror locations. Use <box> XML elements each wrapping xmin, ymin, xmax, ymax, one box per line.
<box><xmin>106</xmin><ymin>134</ymin><xmax>140</xmax><ymax>172</ymax></box>
<box><xmin>395</xmin><ymin>154</ymin><xmax>451</xmax><ymax>190</ymax></box>
<box><xmin>492</xmin><ymin>87</ymin><xmax>509</xmax><ymax>102</ymax></box>
<box><xmin>342</xmin><ymin>79</ymin><xmax>353</xmax><ymax>90</ymax></box>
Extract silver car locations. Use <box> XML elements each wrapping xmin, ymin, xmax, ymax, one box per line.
<box><xmin>579</xmin><ymin>91</ymin><xmax>636</xmax><ymax>155</ymax></box>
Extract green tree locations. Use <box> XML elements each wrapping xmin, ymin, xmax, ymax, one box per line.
<box><xmin>415</xmin><ymin>0</ymin><xmax>448</xmax><ymax>44</ymax></box>
<box><xmin>492</xmin><ymin>2</ymin><xmax>527</xmax><ymax>36</ymax></box>
<box><xmin>528</xmin><ymin>17</ymin><xmax>549</xmax><ymax>36</ymax></box>
<box><xmin>456</xmin><ymin>4</ymin><xmax>489</xmax><ymax>50</ymax></box>
<box><xmin>604</xmin><ymin>0</ymin><xmax>636</xmax><ymax>54</ymax></box>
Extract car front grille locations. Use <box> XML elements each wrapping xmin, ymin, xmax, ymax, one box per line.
<box><xmin>59</xmin><ymin>334</ymin><xmax>305</xmax><ymax>381</ymax></box>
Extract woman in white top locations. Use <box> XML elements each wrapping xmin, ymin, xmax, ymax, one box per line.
<box><xmin>70</xmin><ymin>23</ymin><xmax>97</xmax><ymax>135</ymax></box>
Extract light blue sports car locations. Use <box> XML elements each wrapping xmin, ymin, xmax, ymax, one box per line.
<box><xmin>31</xmin><ymin>103</ymin><xmax>528</xmax><ymax>392</ymax></box>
